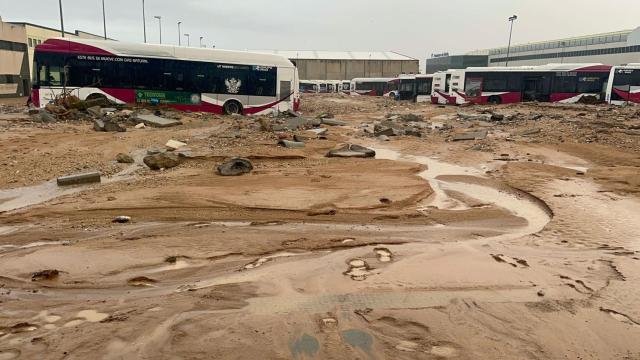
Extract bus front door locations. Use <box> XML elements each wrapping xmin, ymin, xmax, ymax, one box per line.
<box><xmin>522</xmin><ymin>76</ymin><xmax>551</xmax><ymax>102</ymax></box>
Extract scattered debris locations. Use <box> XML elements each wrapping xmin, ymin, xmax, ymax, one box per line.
<box><xmin>31</xmin><ymin>269</ymin><xmax>60</xmax><ymax>281</ymax></box>
<box><xmin>307</xmin><ymin>128</ymin><xmax>328</xmax><ymax>136</ymax></box>
<box><xmin>217</xmin><ymin>158</ymin><xmax>254</xmax><ymax>176</ymax></box>
<box><xmin>307</xmin><ymin>208</ymin><xmax>337</xmax><ymax>216</ymax></box>
<box><xmin>143</xmin><ymin>153</ymin><xmax>182</xmax><ymax>170</ymax></box>
<box><xmin>457</xmin><ymin>112</ymin><xmax>492</xmax><ymax>121</ymax></box>
<box><xmin>452</xmin><ymin>130</ymin><xmax>488</xmax><ymax>141</ymax></box>
<box><xmin>326</xmin><ymin>144</ymin><xmax>376</xmax><ymax>158</ymax></box>
<box><xmin>116</xmin><ymin>153</ymin><xmax>135</xmax><ymax>164</ymax></box>
<box><xmin>321</xmin><ymin>118</ymin><xmax>347</xmax><ymax>126</ymax></box>
<box><xmin>135</xmin><ymin>114</ymin><xmax>183</xmax><ymax>128</ymax></box>
<box><xmin>278</xmin><ymin>140</ymin><xmax>305</xmax><ymax>148</ymax></box>
<box><xmin>57</xmin><ymin>172</ymin><xmax>101</xmax><ymax>186</ymax></box>
<box><xmin>165</xmin><ymin>139</ymin><xmax>188</xmax><ymax>150</ymax></box>
<box><xmin>127</xmin><ymin>276</ymin><xmax>157</xmax><ymax>287</ymax></box>
<box><xmin>112</xmin><ymin>216</ymin><xmax>132</xmax><ymax>224</ymax></box>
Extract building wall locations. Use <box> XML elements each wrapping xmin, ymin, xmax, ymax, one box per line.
<box><xmin>488</xmin><ymin>41</ymin><xmax>637</xmax><ymax>67</ymax></box>
<box><xmin>0</xmin><ymin>18</ymin><xmax>29</xmax><ymax>97</ymax></box>
<box><xmin>485</xmin><ymin>27</ymin><xmax>640</xmax><ymax>67</ymax></box>
<box><xmin>426</xmin><ymin>55</ymin><xmax>489</xmax><ymax>74</ymax></box>
<box><xmin>295</xmin><ymin>59</ymin><xmax>419</xmax><ymax>80</ymax></box>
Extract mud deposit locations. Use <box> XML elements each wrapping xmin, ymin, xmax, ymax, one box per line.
<box><xmin>1</xmin><ymin>95</ymin><xmax>640</xmax><ymax>359</ymax></box>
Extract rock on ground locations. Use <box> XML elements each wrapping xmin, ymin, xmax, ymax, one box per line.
<box><xmin>143</xmin><ymin>153</ymin><xmax>182</xmax><ymax>170</ymax></box>
<box><xmin>217</xmin><ymin>158</ymin><xmax>254</xmax><ymax>176</ymax></box>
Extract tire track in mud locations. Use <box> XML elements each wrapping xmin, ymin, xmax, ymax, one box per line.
<box><xmin>1</xmin><ymin>148</ymin><xmax>555</xmax><ymax>306</ymax></box>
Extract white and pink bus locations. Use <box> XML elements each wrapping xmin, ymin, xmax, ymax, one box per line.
<box><xmin>32</xmin><ymin>38</ymin><xmax>300</xmax><ymax>115</ymax></box>
<box><xmin>430</xmin><ymin>70</ymin><xmax>457</xmax><ymax>105</ymax></box>
<box><xmin>350</xmin><ymin>78</ymin><xmax>397</xmax><ymax>96</ymax></box>
<box><xmin>448</xmin><ymin>63</ymin><xmax>611</xmax><ymax>105</ymax></box>
<box><xmin>606</xmin><ymin>64</ymin><xmax>640</xmax><ymax>105</ymax></box>
<box><xmin>395</xmin><ymin>74</ymin><xmax>433</xmax><ymax>102</ymax></box>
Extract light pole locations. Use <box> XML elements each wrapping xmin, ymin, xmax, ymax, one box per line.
<box><xmin>177</xmin><ymin>22</ymin><xmax>182</xmax><ymax>46</ymax></box>
<box><xmin>184</xmin><ymin>33</ymin><xmax>190</xmax><ymax>47</ymax></box>
<box><xmin>58</xmin><ymin>0</ymin><xmax>65</xmax><ymax>37</ymax></box>
<box><xmin>142</xmin><ymin>0</ymin><xmax>146</xmax><ymax>43</ymax></box>
<box><xmin>506</xmin><ymin>15</ymin><xmax>518</xmax><ymax>66</ymax></box>
<box><xmin>199</xmin><ymin>36</ymin><xmax>204</xmax><ymax>48</ymax></box>
<box><xmin>154</xmin><ymin>16</ymin><xmax>162</xmax><ymax>44</ymax></box>
<box><xmin>560</xmin><ymin>41</ymin><xmax>566</xmax><ymax>64</ymax></box>
<box><xmin>102</xmin><ymin>0</ymin><xmax>107</xmax><ymax>39</ymax></box>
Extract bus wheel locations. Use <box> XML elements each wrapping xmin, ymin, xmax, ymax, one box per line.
<box><xmin>487</xmin><ymin>96</ymin><xmax>502</xmax><ymax>105</ymax></box>
<box><xmin>223</xmin><ymin>100</ymin><xmax>243</xmax><ymax>115</ymax></box>
<box><xmin>86</xmin><ymin>93</ymin><xmax>107</xmax><ymax>101</ymax></box>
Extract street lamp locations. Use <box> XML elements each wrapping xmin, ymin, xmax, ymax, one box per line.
<box><xmin>154</xmin><ymin>16</ymin><xmax>162</xmax><ymax>44</ymax></box>
<box><xmin>506</xmin><ymin>15</ymin><xmax>518</xmax><ymax>66</ymax></box>
<box><xmin>58</xmin><ymin>0</ymin><xmax>65</xmax><ymax>37</ymax></box>
<box><xmin>142</xmin><ymin>0</ymin><xmax>146</xmax><ymax>43</ymax></box>
<box><xmin>102</xmin><ymin>0</ymin><xmax>107</xmax><ymax>39</ymax></box>
<box><xmin>199</xmin><ymin>36</ymin><xmax>204</xmax><ymax>48</ymax></box>
<box><xmin>184</xmin><ymin>33</ymin><xmax>190</xmax><ymax>47</ymax></box>
<box><xmin>177</xmin><ymin>22</ymin><xmax>182</xmax><ymax>46</ymax></box>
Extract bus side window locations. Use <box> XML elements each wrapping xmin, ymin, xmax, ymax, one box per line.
<box><xmin>37</xmin><ymin>64</ymin><xmax>47</xmax><ymax>86</ymax></box>
<box><xmin>45</xmin><ymin>65</ymin><xmax>64</xmax><ymax>87</ymax></box>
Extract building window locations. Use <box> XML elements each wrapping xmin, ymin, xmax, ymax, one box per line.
<box><xmin>28</xmin><ymin>38</ymin><xmax>33</xmax><ymax>47</ymax></box>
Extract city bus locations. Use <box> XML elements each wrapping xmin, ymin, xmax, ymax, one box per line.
<box><xmin>32</xmin><ymin>38</ymin><xmax>300</xmax><ymax>115</ymax></box>
<box><xmin>300</xmin><ymin>80</ymin><xmax>318</xmax><ymax>93</ymax></box>
<box><xmin>395</xmin><ymin>74</ymin><xmax>433</xmax><ymax>102</ymax></box>
<box><xmin>316</xmin><ymin>81</ymin><xmax>329</xmax><ymax>93</ymax></box>
<box><xmin>606</xmin><ymin>64</ymin><xmax>640</xmax><ymax>105</ymax></box>
<box><xmin>329</xmin><ymin>80</ymin><xmax>343</xmax><ymax>93</ymax></box>
<box><xmin>449</xmin><ymin>63</ymin><xmax>611</xmax><ymax>105</ymax></box>
<box><xmin>341</xmin><ymin>80</ymin><xmax>351</xmax><ymax>94</ymax></box>
<box><xmin>350</xmin><ymin>78</ymin><xmax>397</xmax><ymax>96</ymax></box>
<box><xmin>431</xmin><ymin>70</ymin><xmax>456</xmax><ymax>104</ymax></box>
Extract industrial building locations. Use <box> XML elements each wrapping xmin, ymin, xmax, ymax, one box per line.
<box><xmin>252</xmin><ymin>50</ymin><xmax>419</xmax><ymax>80</ymax></box>
<box><xmin>0</xmin><ymin>17</ymin><xmax>106</xmax><ymax>97</ymax></box>
<box><xmin>425</xmin><ymin>54</ymin><xmax>488</xmax><ymax>74</ymax></box>
<box><xmin>427</xmin><ymin>27</ymin><xmax>640</xmax><ymax>72</ymax></box>
<box><xmin>476</xmin><ymin>27</ymin><xmax>640</xmax><ymax>67</ymax></box>
<box><xmin>0</xmin><ymin>18</ymin><xmax>30</xmax><ymax>98</ymax></box>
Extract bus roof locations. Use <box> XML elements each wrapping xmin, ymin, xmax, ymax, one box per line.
<box><xmin>616</xmin><ymin>63</ymin><xmax>640</xmax><ymax>69</ymax></box>
<box><xmin>351</xmin><ymin>77</ymin><xmax>395</xmax><ymax>82</ymax></box>
<box><xmin>464</xmin><ymin>63</ymin><xmax>611</xmax><ymax>73</ymax></box>
<box><xmin>36</xmin><ymin>38</ymin><xmax>295</xmax><ymax>68</ymax></box>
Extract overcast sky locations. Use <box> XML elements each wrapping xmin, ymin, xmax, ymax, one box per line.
<box><xmin>1</xmin><ymin>0</ymin><xmax>639</xmax><ymax>66</ymax></box>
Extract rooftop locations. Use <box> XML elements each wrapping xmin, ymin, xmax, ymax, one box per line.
<box><xmin>7</xmin><ymin>21</ymin><xmax>113</xmax><ymax>40</ymax></box>
<box><xmin>249</xmin><ymin>50</ymin><xmax>418</xmax><ymax>61</ymax></box>
<box><xmin>467</xmin><ymin>27</ymin><xmax>638</xmax><ymax>56</ymax></box>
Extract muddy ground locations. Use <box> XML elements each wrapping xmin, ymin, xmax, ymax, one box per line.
<box><xmin>1</xmin><ymin>94</ymin><xmax>640</xmax><ymax>359</ymax></box>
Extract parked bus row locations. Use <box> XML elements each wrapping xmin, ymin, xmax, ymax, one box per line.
<box><xmin>33</xmin><ymin>38</ymin><xmax>639</xmax><ymax>115</ymax></box>
<box><xmin>312</xmin><ymin>63</ymin><xmax>640</xmax><ymax>106</ymax></box>
<box><xmin>300</xmin><ymin>80</ymin><xmax>351</xmax><ymax>94</ymax></box>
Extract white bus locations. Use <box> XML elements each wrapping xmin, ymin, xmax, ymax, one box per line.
<box><xmin>350</xmin><ymin>78</ymin><xmax>397</xmax><ymax>96</ymax></box>
<box><xmin>32</xmin><ymin>38</ymin><xmax>300</xmax><ymax>115</ymax></box>
<box><xmin>395</xmin><ymin>74</ymin><xmax>434</xmax><ymax>102</ymax></box>
<box><xmin>431</xmin><ymin>70</ymin><xmax>457</xmax><ymax>104</ymax></box>
<box><xmin>448</xmin><ymin>63</ymin><xmax>611</xmax><ymax>105</ymax></box>
<box><xmin>341</xmin><ymin>80</ymin><xmax>351</xmax><ymax>94</ymax></box>
<box><xmin>606</xmin><ymin>64</ymin><xmax>640</xmax><ymax>105</ymax></box>
<box><xmin>300</xmin><ymin>80</ymin><xmax>318</xmax><ymax>94</ymax></box>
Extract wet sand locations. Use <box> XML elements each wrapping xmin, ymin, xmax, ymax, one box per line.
<box><xmin>1</xmin><ymin>95</ymin><xmax>640</xmax><ymax>359</ymax></box>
